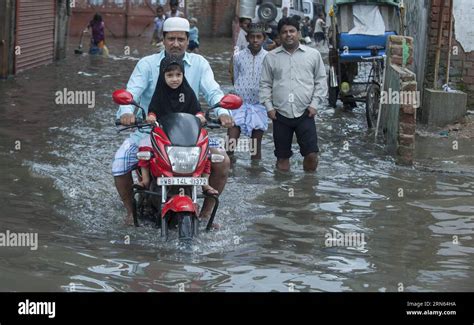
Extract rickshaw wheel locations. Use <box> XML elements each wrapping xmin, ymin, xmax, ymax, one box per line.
<box><xmin>366</xmin><ymin>84</ymin><xmax>380</xmax><ymax>129</ymax></box>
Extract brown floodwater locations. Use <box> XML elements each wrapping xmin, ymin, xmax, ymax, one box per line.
<box><xmin>0</xmin><ymin>37</ymin><xmax>473</xmax><ymax>292</ymax></box>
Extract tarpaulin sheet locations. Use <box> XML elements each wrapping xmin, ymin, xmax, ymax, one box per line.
<box><xmin>349</xmin><ymin>4</ymin><xmax>386</xmax><ymax>36</ymax></box>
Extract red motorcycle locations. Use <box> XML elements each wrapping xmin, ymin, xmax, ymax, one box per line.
<box><xmin>113</xmin><ymin>90</ymin><xmax>242</xmax><ymax>243</ymax></box>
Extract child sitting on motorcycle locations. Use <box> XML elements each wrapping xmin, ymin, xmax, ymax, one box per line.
<box><xmin>137</xmin><ymin>56</ymin><xmax>218</xmax><ymax>196</ymax></box>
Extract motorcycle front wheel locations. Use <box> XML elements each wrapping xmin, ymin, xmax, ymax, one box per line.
<box><xmin>177</xmin><ymin>212</ymin><xmax>196</xmax><ymax>242</ymax></box>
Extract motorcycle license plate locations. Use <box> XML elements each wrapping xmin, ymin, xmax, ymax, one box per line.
<box><xmin>157</xmin><ymin>177</ymin><xmax>208</xmax><ymax>186</ymax></box>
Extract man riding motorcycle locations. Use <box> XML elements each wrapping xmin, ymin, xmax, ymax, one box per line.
<box><xmin>112</xmin><ymin>17</ymin><xmax>234</xmax><ymax>227</ymax></box>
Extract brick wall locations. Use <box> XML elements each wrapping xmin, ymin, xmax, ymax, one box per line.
<box><xmin>382</xmin><ymin>36</ymin><xmax>417</xmax><ymax>165</ymax></box>
<box><xmin>188</xmin><ymin>0</ymin><xmax>236</xmax><ymax>37</ymax></box>
<box><xmin>211</xmin><ymin>0</ymin><xmax>236</xmax><ymax>36</ymax></box>
<box><xmin>70</xmin><ymin>0</ymin><xmax>237</xmax><ymax>38</ymax></box>
<box><xmin>425</xmin><ymin>0</ymin><xmax>474</xmax><ymax>108</ymax></box>
<box><xmin>187</xmin><ymin>0</ymin><xmax>212</xmax><ymax>36</ymax></box>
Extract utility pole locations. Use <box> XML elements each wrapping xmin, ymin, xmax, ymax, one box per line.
<box><xmin>433</xmin><ymin>1</ymin><xmax>447</xmax><ymax>89</ymax></box>
<box><xmin>445</xmin><ymin>0</ymin><xmax>454</xmax><ymax>86</ymax></box>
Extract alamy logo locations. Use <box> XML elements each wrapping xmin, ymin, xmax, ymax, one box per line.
<box><xmin>55</xmin><ymin>88</ymin><xmax>96</xmax><ymax>108</ymax></box>
<box><xmin>18</xmin><ymin>299</ymin><xmax>55</xmax><ymax>318</ymax></box>
<box><xmin>0</xmin><ymin>230</ymin><xmax>38</xmax><ymax>250</ymax></box>
<box><xmin>325</xmin><ymin>230</ymin><xmax>366</xmax><ymax>249</ymax></box>
<box><xmin>380</xmin><ymin>89</ymin><xmax>420</xmax><ymax>108</ymax></box>
<box><xmin>214</xmin><ymin>136</ymin><xmax>258</xmax><ymax>156</ymax></box>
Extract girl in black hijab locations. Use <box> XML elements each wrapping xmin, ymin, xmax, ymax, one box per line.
<box><xmin>147</xmin><ymin>55</ymin><xmax>204</xmax><ymax>120</ymax></box>
<box><xmin>138</xmin><ymin>56</ymin><xmax>217</xmax><ymax>195</ymax></box>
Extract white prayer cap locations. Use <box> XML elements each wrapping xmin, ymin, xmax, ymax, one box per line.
<box><xmin>163</xmin><ymin>17</ymin><xmax>190</xmax><ymax>33</ymax></box>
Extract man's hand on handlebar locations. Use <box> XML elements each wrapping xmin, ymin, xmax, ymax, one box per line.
<box><xmin>146</xmin><ymin>113</ymin><xmax>157</xmax><ymax>124</ymax></box>
<box><xmin>120</xmin><ymin>113</ymin><xmax>136</xmax><ymax>126</ymax></box>
<box><xmin>197</xmin><ymin>115</ymin><xmax>207</xmax><ymax>126</ymax></box>
<box><xmin>218</xmin><ymin>114</ymin><xmax>234</xmax><ymax>128</ymax></box>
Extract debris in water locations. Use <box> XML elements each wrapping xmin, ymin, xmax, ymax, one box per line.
<box><xmin>78</xmin><ymin>71</ymin><xmax>96</xmax><ymax>77</ymax></box>
<box><xmin>439</xmin><ymin>130</ymin><xmax>449</xmax><ymax>137</ymax></box>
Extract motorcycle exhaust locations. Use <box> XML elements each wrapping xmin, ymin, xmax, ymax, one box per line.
<box><xmin>329</xmin><ymin>65</ymin><xmax>338</xmax><ymax>88</ymax></box>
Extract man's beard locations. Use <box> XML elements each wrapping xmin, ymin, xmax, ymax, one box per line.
<box><xmin>165</xmin><ymin>51</ymin><xmax>185</xmax><ymax>60</ymax></box>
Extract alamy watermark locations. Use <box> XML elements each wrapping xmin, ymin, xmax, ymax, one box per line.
<box><xmin>18</xmin><ymin>299</ymin><xmax>55</xmax><ymax>318</ymax></box>
<box><xmin>0</xmin><ymin>230</ymin><xmax>38</xmax><ymax>251</ymax></box>
<box><xmin>213</xmin><ymin>136</ymin><xmax>258</xmax><ymax>156</ymax></box>
<box><xmin>55</xmin><ymin>88</ymin><xmax>96</xmax><ymax>108</ymax></box>
<box><xmin>324</xmin><ymin>230</ymin><xmax>366</xmax><ymax>249</ymax></box>
<box><xmin>380</xmin><ymin>89</ymin><xmax>420</xmax><ymax>108</ymax></box>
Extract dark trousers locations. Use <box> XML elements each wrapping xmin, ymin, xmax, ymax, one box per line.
<box><xmin>273</xmin><ymin>111</ymin><xmax>319</xmax><ymax>159</ymax></box>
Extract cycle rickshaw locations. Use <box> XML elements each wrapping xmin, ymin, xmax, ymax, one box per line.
<box><xmin>327</xmin><ymin>0</ymin><xmax>403</xmax><ymax>128</ymax></box>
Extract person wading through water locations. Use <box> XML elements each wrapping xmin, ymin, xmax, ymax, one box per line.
<box><xmin>259</xmin><ymin>17</ymin><xmax>327</xmax><ymax>172</ymax></box>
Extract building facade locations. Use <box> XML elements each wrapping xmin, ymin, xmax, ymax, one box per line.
<box><xmin>70</xmin><ymin>0</ymin><xmax>237</xmax><ymax>38</ymax></box>
<box><xmin>0</xmin><ymin>0</ymin><xmax>70</xmax><ymax>78</ymax></box>
<box><xmin>424</xmin><ymin>0</ymin><xmax>474</xmax><ymax>107</ymax></box>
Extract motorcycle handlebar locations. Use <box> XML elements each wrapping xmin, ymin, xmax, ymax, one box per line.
<box><xmin>115</xmin><ymin>118</ymin><xmax>154</xmax><ymax>133</ymax></box>
<box><xmin>115</xmin><ymin>118</ymin><xmax>145</xmax><ymax>127</ymax></box>
<box><xmin>115</xmin><ymin>116</ymin><xmax>223</xmax><ymax>131</ymax></box>
<box><xmin>206</xmin><ymin>123</ymin><xmax>221</xmax><ymax>129</ymax></box>
<box><xmin>205</xmin><ymin>116</ymin><xmax>223</xmax><ymax>129</ymax></box>
<box><xmin>115</xmin><ymin>118</ymin><xmax>145</xmax><ymax>126</ymax></box>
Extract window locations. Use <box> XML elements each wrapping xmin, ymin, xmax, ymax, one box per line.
<box><xmin>303</xmin><ymin>2</ymin><xmax>311</xmax><ymax>14</ymax></box>
<box><xmin>89</xmin><ymin>0</ymin><xmax>104</xmax><ymax>5</ymax></box>
<box><xmin>291</xmin><ymin>0</ymin><xmax>302</xmax><ymax>11</ymax></box>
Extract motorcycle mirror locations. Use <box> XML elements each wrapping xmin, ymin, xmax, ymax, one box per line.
<box><xmin>217</xmin><ymin>94</ymin><xmax>243</xmax><ymax>110</ymax></box>
<box><xmin>113</xmin><ymin>89</ymin><xmax>139</xmax><ymax>107</ymax></box>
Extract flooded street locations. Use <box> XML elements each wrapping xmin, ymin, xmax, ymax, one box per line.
<box><xmin>1</xmin><ymin>37</ymin><xmax>473</xmax><ymax>292</ymax></box>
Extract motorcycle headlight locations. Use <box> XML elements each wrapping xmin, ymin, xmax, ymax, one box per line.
<box><xmin>166</xmin><ymin>146</ymin><xmax>201</xmax><ymax>174</ymax></box>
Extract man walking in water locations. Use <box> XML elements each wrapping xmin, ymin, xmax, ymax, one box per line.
<box><xmin>228</xmin><ymin>23</ymin><xmax>269</xmax><ymax>161</ymax></box>
<box><xmin>259</xmin><ymin>17</ymin><xmax>327</xmax><ymax>172</ymax></box>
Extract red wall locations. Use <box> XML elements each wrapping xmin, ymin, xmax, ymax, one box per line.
<box><xmin>70</xmin><ymin>0</ymin><xmax>237</xmax><ymax>38</ymax></box>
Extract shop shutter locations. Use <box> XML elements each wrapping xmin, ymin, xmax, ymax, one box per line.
<box><xmin>15</xmin><ymin>0</ymin><xmax>55</xmax><ymax>73</ymax></box>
